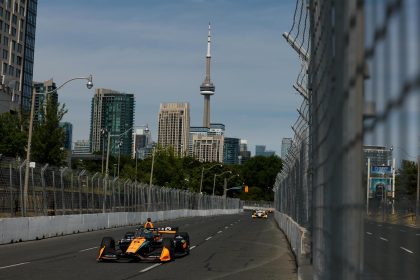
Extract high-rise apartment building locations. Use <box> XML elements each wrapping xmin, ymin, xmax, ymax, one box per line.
<box><xmin>32</xmin><ymin>79</ymin><xmax>57</xmax><ymax>122</ymax></box>
<box><xmin>60</xmin><ymin>122</ymin><xmax>73</xmax><ymax>151</ymax></box>
<box><xmin>363</xmin><ymin>145</ymin><xmax>393</xmax><ymax>167</ymax></box>
<box><xmin>255</xmin><ymin>145</ymin><xmax>266</xmax><ymax>156</ymax></box>
<box><xmin>281</xmin><ymin>138</ymin><xmax>293</xmax><ymax>159</ymax></box>
<box><xmin>0</xmin><ymin>0</ymin><xmax>38</xmax><ymax>114</ymax></box>
<box><xmin>158</xmin><ymin>102</ymin><xmax>190</xmax><ymax>157</ymax></box>
<box><xmin>189</xmin><ymin>123</ymin><xmax>225</xmax><ymax>162</ymax></box>
<box><xmin>224</xmin><ymin>137</ymin><xmax>240</xmax><ymax>164</ymax></box>
<box><xmin>239</xmin><ymin>139</ymin><xmax>251</xmax><ymax>164</ymax></box>
<box><xmin>73</xmin><ymin>140</ymin><xmax>90</xmax><ymax>155</ymax></box>
<box><xmin>255</xmin><ymin>144</ymin><xmax>275</xmax><ymax>157</ymax></box>
<box><xmin>132</xmin><ymin>126</ymin><xmax>151</xmax><ymax>159</ymax></box>
<box><xmin>90</xmin><ymin>88</ymin><xmax>135</xmax><ymax>156</ymax></box>
<box><xmin>191</xmin><ymin>133</ymin><xmax>224</xmax><ymax>163</ymax></box>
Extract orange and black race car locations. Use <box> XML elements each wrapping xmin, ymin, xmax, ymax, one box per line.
<box><xmin>97</xmin><ymin>226</ymin><xmax>190</xmax><ymax>262</ymax></box>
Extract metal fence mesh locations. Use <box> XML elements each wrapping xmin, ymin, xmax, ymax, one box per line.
<box><xmin>0</xmin><ymin>157</ymin><xmax>241</xmax><ymax>217</ymax></box>
<box><xmin>275</xmin><ymin>0</ymin><xmax>419</xmax><ymax>279</ymax></box>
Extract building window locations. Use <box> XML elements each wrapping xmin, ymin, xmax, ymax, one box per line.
<box><xmin>2</xmin><ymin>49</ymin><xmax>7</xmax><ymax>59</ymax></box>
<box><xmin>11</xmin><ymin>27</ymin><xmax>16</xmax><ymax>37</ymax></box>
<box><xmin>2</xmin><ymin>63</ymin><xmax>7</xmax><ymax>75</ymax></box>
<box><xmin>3</xmin><ymin>36</ymin><xmax>8</xmax><ymax>46</ymax></box>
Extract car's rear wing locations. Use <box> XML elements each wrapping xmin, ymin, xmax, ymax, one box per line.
<box><xmin>157</xmin><ymin>226</ymin><xmax>179</xmax><ymax>234</ymax></box>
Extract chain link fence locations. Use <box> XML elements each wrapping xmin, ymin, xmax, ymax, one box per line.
<box><xmin>0</xmin><ymin>156</ymin><xmax>241</xmax><ymax>218</ymax></box>
<box><xmin>275</xmin><ymin>0</ymin><xmax>419</xmax><ymax>279</ymax></box>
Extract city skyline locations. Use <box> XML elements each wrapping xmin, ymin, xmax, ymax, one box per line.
<box><xmin>32</xmin><ymin>1</ymin><xmax>300</xmax><ymax>155</ymax></box>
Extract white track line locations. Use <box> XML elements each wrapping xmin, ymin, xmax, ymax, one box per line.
<box><xmin>399</xmin><ymin>230</ymin><xmax>406</xmax><ymax>232</ymax></box>
<box><xmin>379</xmin><ymin>237</ymin><xmax>388</xmax><ymax>242</ymax></box>
<box><xmin>190</xmin><ymin>245</ymin><xmax>196</xmax><ymax>250</ymax></box>
<box><xmin>416</xmin><ymin>233</ymin><xmax>420</xmax><ymax>236</ymax></box>
<box><xmin>217</xmin><ymin>230</ymin><xmax>223</xmax><ymax>234</ymax></box>
<box><xmin>400</xmin><ymin>247</ymin><xmax>414</xmax><ymax>254</ymax></box>
<box><xmin>0</xmin><ymin>262</ymin><xmax>30</xmax><ymax>270</ymax></box>
<box><xmin>366</xmin><ymin>232</ymin><xmax>373</xmax><ymax>235</ymax></box>
<box><xmin>205</xmin><ymin>236</ymin><xmax>212</xmax><ymax>241</ymax></box>
<box><xmin>140</xmin><ymin>263</ymin><xmax>161</xmax><ymax>273</ymax></box>
<box><xmin>79</xmin><ymin>246</ymin><xmax>98</xmax><ymax>252</ymax></box>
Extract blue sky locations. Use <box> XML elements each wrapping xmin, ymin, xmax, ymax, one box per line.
<box><xmin>33</xmin><ymin>0</ymin><xmax>301</xmax><ymax>155</ymax></box>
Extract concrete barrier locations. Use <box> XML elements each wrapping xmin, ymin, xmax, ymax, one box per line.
<box><xmin>0</xmin><ymin>209</ymin><xmax>241</xmax><ymax>245</ymax></box>
<box><xmin>274</xmin><ymin>211</ymin><xmax>313</xmax><ymax>280</ymax></box>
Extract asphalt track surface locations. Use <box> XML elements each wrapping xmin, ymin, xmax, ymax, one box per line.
<box><xmin>363</xmin><ymin>221</ymin><xmax>420</xmax><ymax>280</ymax></box>
<box><xmin>0</xmin><ymin>213</ymin><xmax>297</xmax><ymax>280</ymax></box>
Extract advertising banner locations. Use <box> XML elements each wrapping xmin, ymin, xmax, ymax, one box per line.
<box><xmin>371</xmin><ymin>165</ymin><xmax>392</xmax><ymax>175</ymax></box>
<box><xmin>369</xmin><ymin>178</ymin><xmax>392</xmax><ymax>198</ymax></box>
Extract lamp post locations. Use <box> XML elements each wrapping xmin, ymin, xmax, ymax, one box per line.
<box><xmin>117</xmin><ymin>140</ymin><xmax>122</xmax><ymax>177</ymax></box>
<box><xmin>105</xmin><ymin>126</ymin><xmax>145</xmax><ymax>177</ymax></box>
<box><xmin>101</xmin><ymin>129</ymin><xmax>107</xmax><ymax>174</ymax></box>
<box><xmin>149</xmin><ymin>147</ymin><xmax>156</xmax><ymax>188</ymax></box>
<box><xmin>212</xmin><ymin>171</ymin><xmax>232</xmax><ymax>196</ymax></box>
<box><xmin>199</xmin><ymin>163</ymin><xmax>222</xmax><ymax>194</ymax></box>
<box><xmin>23</xmin><ymin>75</ymin><xmax>93</xmax><ymax>216</ymax></box>
<box><xmin>223</xmin><ymin>174</ymin><xmax>240</xmax><ymax>197</ymax></box>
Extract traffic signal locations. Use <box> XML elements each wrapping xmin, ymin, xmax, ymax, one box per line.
<box><xmin>244</xmin><ymin>185</ymin><xmax>249</xmax><ymax>193</ymax></box>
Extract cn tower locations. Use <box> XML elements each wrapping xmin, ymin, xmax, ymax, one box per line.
<box><xmin>200</xmin><ymin>22</ymin><xmax>215</xmax><ymax>128</ymax></box>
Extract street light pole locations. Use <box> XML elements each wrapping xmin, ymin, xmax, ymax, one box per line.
<box><xmin>212</xmin><ymin>171</ymin><xmax>232</xmax><ymax>196</ymax></box>
<box><xmin>149</xmin><ymin>147</ymin><xmax>155</xmax><ymax>188</ymax></box>
<box><xmin>101</xmin><ymin>129</ymin><xmax>107</xmax><ymax>174</ymax></box>
<box><xmin>223</xmin><ymin>174</ymin><xmax>239</xmax><ymax>197</ymax></box>
<box><xmin>117</xmin><ymin>140</ymin><xmax>122</xmax><ymax>177</ymax></box>
<box><xmin>23</xmin><ymin>75</ymin><xmax>93</xmax><ymax>216</ymax></box>
<box><xmin>199</xmin><ymin>163</ymin><xmax>222</xmax><ymax>194</ymax></box>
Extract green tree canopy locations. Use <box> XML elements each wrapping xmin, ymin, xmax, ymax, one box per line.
<box><xmin>31</xmin><ymin>93</ymin><xmax>68</xmax><ymax>166</ymax></box>
<box><xmin>396</xmin><ymin>159</ymin><xmax>418</xmax><ymax>201</ymax></box>
<box><xmin>241</xmin><ymin>155</ymin><xmax>283</xmax><ymax>200</ymax></box>
<box><xmin>0</xmin><ymin>112</ymin><xmax>26</xmax><ymax>158</ymax></box>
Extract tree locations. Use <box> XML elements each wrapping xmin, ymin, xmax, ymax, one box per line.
<box><xmin>31</xmin><ymin>93</ymin><xmax>68</xmax><ymax>166</ymax></box>
<box><xmin>0</xmin><ymin>112</ymin><xmax>26</xmax><ymax>158</ymax></box>
<box><xmin>241</xmin><ymin>155</ymin><xmax>283</xmax><ymax>200</ymax></box>
<box><xmin>396</xmin><ymin>160</ymin><xmax>418</xmax><ymax>201</ymax></box>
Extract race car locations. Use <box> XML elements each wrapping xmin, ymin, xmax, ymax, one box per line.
<box><xmin>97</xmin><ymin>226</ymin><xmax>190</xmax><ymax>262</ymax></box>
<box><xmin>252</xmin><ymin>209</ymin><xmax>268</xmax><ymax>219</ymax></box>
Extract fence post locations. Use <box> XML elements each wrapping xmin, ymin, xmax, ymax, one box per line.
<box><xmin>18</xmin><ymin>160</ymin><xmax>26</xmax><ymax>216</ymax></box>
<box><xmin>60</xmin><ymin>167</ymin><xmax>68</xmax><ymax>215</ymax></box>
<box><xmin>102</xmin><ymin>176</ymin><xmax>107</xmax><ymax>213</ymax></box>
<box><xmin>9</xmin><ymin>163</ymin><xmax>13</xmax><ymax>217</ymax></box>
<box><xmin>78</xmin><ymin>170</ymin><xmax>85</xmax><ymax>214</ymax></box>
<box><xmin>41</xmin><ymin>164</ymin><xmax>49</xmax><ymax>216</ymax></box>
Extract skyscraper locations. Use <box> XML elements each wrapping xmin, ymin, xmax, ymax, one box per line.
<box><xmin>132</xmin><ymin>127</ymin><xmax>151</xmax><ymax>159</ymax></box>
<box><xmin>224</xmin><ymin>137</ymin><xmax>240</xmax><ymax>164</ymax></box>
<box><xmin>158</xmin><ymin>102</ymin><xmax>190</xmax><ymax>157</ymax></box>
<box><xmin>90</xmin><ymin>88</ymin><xmax>135</xmax><ymax>156</ymax></box>
<box><xmin>32</xmin><ymin>79</ymin><xmax>57</xmax><ymax>123</ymax></box>
<box><xmin>200</xmin><ymin>23</ymin><xmax>215</xmax><ymax>128</ymax></box>
<box><xmin>255</xmin><ymin>145</ymin><xmax>266</xmax><ymax>157</ymax></box>
<box><xmin>191</xmin><ymin>133</ymin><xmax>224</xmax><ymax>163</ymax></box>
<box><xmin>0</xmin><ymin>0</ymin><xmax>38</xmax><ymax>114</ymax></box>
